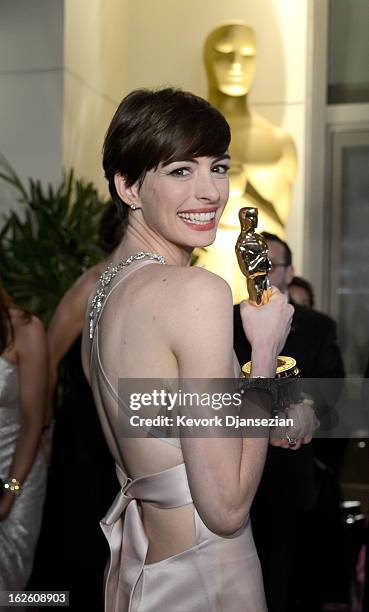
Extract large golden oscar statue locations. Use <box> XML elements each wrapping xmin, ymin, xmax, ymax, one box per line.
<box><xmin>197</xmin><ymin>22</ymin><xmax>298</xmax><ymax>303</ymax></box>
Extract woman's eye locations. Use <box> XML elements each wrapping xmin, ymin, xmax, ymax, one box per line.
<box><xmin>169</xmin><ymin>167</ymin><xmax>191</xmax><ymax>177</ymax></box>
<box><xmin>212</xmin><ymin>164</ymin><xmax>229</xmax><ymax>175</ymax></box>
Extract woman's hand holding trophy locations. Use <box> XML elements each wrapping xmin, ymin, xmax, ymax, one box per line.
<box><xmin>236</xmin><ymin>207</ymin><xmax>319</xmax><ymax>448</ymax></box>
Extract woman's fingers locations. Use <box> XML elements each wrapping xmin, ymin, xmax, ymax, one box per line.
<box><xmin>270</xmin><ymin>400</ymin><xmax>319</xmax><ymax>451</ymax></box>
<box><xmin>240</xmin><ymin>287</ymin><xmax>294</xmax><ymax>359</ymax></box>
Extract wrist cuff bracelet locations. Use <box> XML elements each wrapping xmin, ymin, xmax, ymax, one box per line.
<box><xmin>238</xmin><ymin>376</ymin><xmax>279</xmax><ymax>410</ymax></box>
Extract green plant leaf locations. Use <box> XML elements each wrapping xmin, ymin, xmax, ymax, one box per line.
<box><xmin>0</xmin><ymin>154</ymin><xmax>106</xmax><ymax>326</ymax></box>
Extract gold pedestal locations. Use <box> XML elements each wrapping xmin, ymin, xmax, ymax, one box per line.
<box><xmin>242</xmin><ymin>356</ymin><xmax>299</xmax><ymax>379</ymax></box>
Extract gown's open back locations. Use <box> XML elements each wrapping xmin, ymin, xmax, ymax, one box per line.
<box><xmin>82</xmin><ymin>259</ymin><xmax>267</xmax><ymax>612</ymax></box>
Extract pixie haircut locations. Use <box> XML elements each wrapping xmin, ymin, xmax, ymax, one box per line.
<box><xmin>103</xmin><ymin>87</ymin><xmax>231</xmax><ymax>222</ymax></box>
<box><xmin>289</xmin><ymin>276</ymin><xmax>314</xmax><ymax>308</ymax></box>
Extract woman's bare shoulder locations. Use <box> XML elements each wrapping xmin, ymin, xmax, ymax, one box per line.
<box><xmin>148</xmin><ymin>266</ymin><xmax>234</xmax><ymax>377</ymax></box>
<box><xmin>10</xmin><ymin>310</ymin><xmax>45</xmax><ymax>349</ymax></box>
<box><xmin>156</xmin><ymin>265</ymin><xmax>232</xmax><ymax>298</ymax></box>
<box><xmin>9</xmin><ymin>308</ymin><xmax>40</xmax><ymax>328</ymax></box>
<box><xmin>145</xmin><ymin>265</ymin><xmax>233</xmax><ymax>330</ymax></box>
<box><xmin>70</xmin><ymin>260</ymin><xmax>108</xmax><ymax>297</ymax></box>
<box><xmin>52</xmin><ymin>260</ymin><xmax>109</xmax><ymax>325</ymax></box>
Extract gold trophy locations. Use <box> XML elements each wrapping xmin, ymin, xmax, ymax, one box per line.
<box><xmin>236</xmin><ymin>207</ymin><xmax>299</xmax><ymax>379</ymax></box>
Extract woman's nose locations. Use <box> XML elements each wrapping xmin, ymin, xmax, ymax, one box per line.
<box><xmin>194</xmin><ymin>171</ymin><xmax>220</xmax><ymax>202</ymax></box>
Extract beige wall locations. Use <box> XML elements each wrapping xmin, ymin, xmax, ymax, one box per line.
<box><xmin>64</xmin><ymin>0</ymin><xmax>309</xmax><ymax>275</ymax></box>
<box><xmin>0</xmin><ymin>0</ymin><xmax>64</xmax><ymax>219</ymax></box>
<box><xmin>64</xmin><ymin>0</ymin><xmax>128</xmax><ymax>195</ymax></box>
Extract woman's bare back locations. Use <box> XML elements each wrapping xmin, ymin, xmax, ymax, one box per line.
<box><xmin>82</xmin><ymin>260</ymin><xmax>243</xmax><ymax>564</ymax></box>
<box><xmin>83</xmin><ymin>261</ymin><xmax>196</xmax><ymax>562</ymax></box>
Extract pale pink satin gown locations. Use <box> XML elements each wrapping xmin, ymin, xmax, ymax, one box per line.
<box><xmin>84</xmin><ymin>260</ymin><xmax>267</xmax><ymax>612</ymax></box>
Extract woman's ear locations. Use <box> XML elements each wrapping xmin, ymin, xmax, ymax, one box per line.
<box><xmin>114</xmin><ymin>174</ymin><xmax>140</xmax><ymax>208</ymax></box>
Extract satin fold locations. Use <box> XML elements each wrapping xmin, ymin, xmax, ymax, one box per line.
<box><xmin>100</xmin><ymin>463</ymin><xmax>192</xmax><ymax>612</ymax></box>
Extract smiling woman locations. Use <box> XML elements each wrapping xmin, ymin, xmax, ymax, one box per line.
<box><xmin>81</xmin><ymin>87</ymin><xmax>293</xmax><ymax>612</ymax></box>
<box><xmin>102</xmin><ymin>88</ymin><xmax>231</xmax><ymax>249</ymax></box>
<box><xmin>122</xmin><ymin>153</ymin><xmax>230</xmax><ymax>249</ymax></box>
<box><xmin>164</xmin><ymin>156</ymin><xmax>230</xmax><ymax>232</ymax></box>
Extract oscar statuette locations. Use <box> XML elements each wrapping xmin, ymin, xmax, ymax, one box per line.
<box><xmin>236</xmin><ymin>207</ymin><xmax>299</xmax><ymax>381</ymax></box>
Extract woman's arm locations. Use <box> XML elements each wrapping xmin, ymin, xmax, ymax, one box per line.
<box><xmin>0</xmin><ymin>316</ymin><xmax>47</xmax><ymax>520</ymax></box>
<box><xmin>167</xmin><ymin>270</ymin><xmax>292</xmax><ymax>536</ymax></box>
<box><xmin>45</xmin><ymin>266</ymin><xmax>102</xmax><ymax>425</ymax></box>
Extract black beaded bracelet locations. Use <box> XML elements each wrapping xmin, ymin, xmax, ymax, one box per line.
<box><xmin>238</xmin><ymin>376</ymin><xmax>279</xmax><ymax>410</ymax></box>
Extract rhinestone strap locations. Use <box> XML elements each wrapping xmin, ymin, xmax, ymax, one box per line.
<box><xmin>89</xmin><ymin>251</ymin><xmax>166</xmax><ymax>339</ymax></box>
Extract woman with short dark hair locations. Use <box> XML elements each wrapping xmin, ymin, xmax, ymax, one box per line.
<box><xmin>0</xmin><ymin>286</ymin><xmax>47</xmax><ymax>591</ymax></box>
<box><xmin>82</xmin><ymin>88</ymin><xmax>293</xmax><ymax>612</ymax></box>
<box><xmin>288</xmin><ymin>275</ymin><xmax>315</xmax><ymax>308</ymax></box>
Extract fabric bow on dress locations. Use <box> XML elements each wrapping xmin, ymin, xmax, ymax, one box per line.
<box><xmin>100</xmin><ymin>462</ymin><xmax>192</xmax><ymax>612</ymax></box>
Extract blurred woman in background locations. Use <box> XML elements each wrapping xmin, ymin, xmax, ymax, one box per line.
<box><xmin>0</xmin><ymin>285</ymin><xmax>47</xmax><ymax>592</ymax></box>
<box><xmin>29</xmin><ymin>202</ymin><xmax>122</xmax><ymax>609</ymax></box>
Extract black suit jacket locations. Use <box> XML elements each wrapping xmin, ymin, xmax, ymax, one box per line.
<box><xmin>233</xmin><ymin>301</ymin><xmax>345</xmax><ymax>510</ymax></box>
